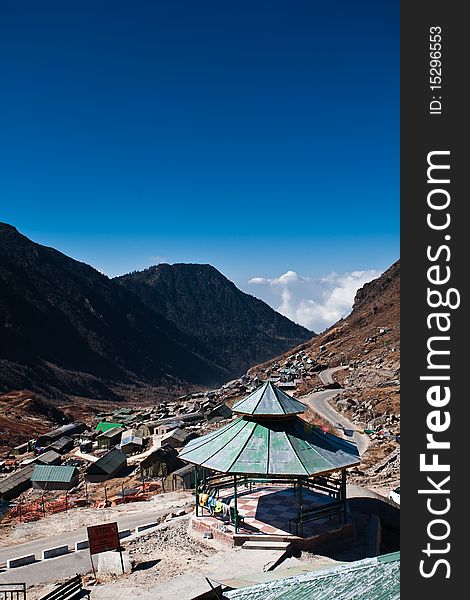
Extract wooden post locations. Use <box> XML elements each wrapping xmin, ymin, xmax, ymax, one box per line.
<box><xmin>298</xmin><ymin>478</ymin><xmax>303</xmax><ymax>537</ymax></box>
<box><xmin>89</xmin><ymin>552</ymin><xmax>97</xmax><ymax>581</ymax></box>
<box><xmin>118</xmin><ymin>545</ymin><xmax>125</xmax><ymax>574</ymax></box>
<box><xmin>65</xmin><ymin>492</ymin><xmax>68</xmax><ymax>512</ymax></box>
<box><xmin>233</xmin><ymin>475</ymin><xmax>238</xmax><ymax>534</ymax></box>
<box><xmin>341</xmin><ymin>469</ymin><xmax>347</xmax><ymax>522</ymax></box>
<box><xmin>195</xmin><ymin>466</ymin><xmax>199</xmax><ymax>517</ymax></box>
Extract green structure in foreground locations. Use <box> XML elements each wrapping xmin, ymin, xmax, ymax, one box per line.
<box><xmin>179</xmin><ymin>381</ymin><xmax>360</xmax><ymax>534</ymax></box>
<box><xmin>223</xmin><ymin>552</ymin><xmax>400</xmax><ymax>600</ymax></box>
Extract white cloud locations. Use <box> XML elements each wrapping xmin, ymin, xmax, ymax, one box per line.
<box><xmin>247</xmin><ymin>269</ymin><xmax>380</xmax><ymax>332</ymax></box>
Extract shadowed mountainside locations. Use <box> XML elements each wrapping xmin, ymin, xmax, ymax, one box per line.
<box><xmin>116</xmin><ymin>263</ymin><xmax>313</xmax><ymax>376</ymax></box>
<box><xmin>0</xmin><ymin>223</ymin><xmax>312</xmax><ymax>401</ymax></box>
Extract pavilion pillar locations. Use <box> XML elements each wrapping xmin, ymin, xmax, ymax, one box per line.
<box><xmin>233</xmin><ymin>475</ymin><xmax>238</xmax><ymax>534</ymax></box>
<box><xmin>195</xmin><ymin>466</ymin><xmax>199</xmax><ymax>517</ymax></box>
<box><xmin>341</xmin><ymin>469</ymin><xmax>347</xmax><ymax>522</ymax></box>
<box><xmin>298</xmin><ymin>477</ymin><xmax>303</xmax><ymax>536</ymax></box>
<box><xmin>202</xmin><ymin>467</ymin><xmax>206</xmax><ymax>489</ymax></box>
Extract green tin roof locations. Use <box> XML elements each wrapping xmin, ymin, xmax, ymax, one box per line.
<box><xmin>224</xmin><ymin>552</ymin><xmax>400</xmax><ymax>600</ymax></box>
<box><xmin>179</xmin><ymin>415</ymin><xmax>359</xmax><ymax>476</ymax></box>
<box><xmin>96</xmin><ymin>422</ymin><xmax>123</xmax><ymax>433</ymax></box>
<box><xmin>31</xmin><ymin>465</ymin><xmax>78</xmax><ymax>483</ymax></box>
<box><xmin>87</xmin><ymin>448</ymin><xmax>127</xmax><ymax>476</ymax></box>
<box><xmin>232</xmin><ymin>382</ymin><xmax>306</xmax><ymax>416</ymax></box>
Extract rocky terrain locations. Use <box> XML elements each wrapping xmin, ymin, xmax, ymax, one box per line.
<box><xmin>251</xmin><ymin>261</ymin><xmax>400</xmax><ymax>427</ymax></box>
<box><xmin>0</xmin><ymin>390</ymin><xmax>70</xmax><ymax>450</ymax></box>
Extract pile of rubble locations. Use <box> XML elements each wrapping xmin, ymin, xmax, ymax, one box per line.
<box><xmin>124</xmin><ymin>516</ymin><xmax>217</xmax><ymax>585</ymax></box>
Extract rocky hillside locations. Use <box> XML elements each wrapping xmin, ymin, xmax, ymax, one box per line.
<box><xmin>250</xmin><ymin>260</ymin><xmax>400</xmax><ymax>426</ymax></box>
<box><xmin>116</xmin><ymin>263</ymin><xmax>312</xmax><ymax>376</ymax></box>
<box><xmin>243</xmin><ymin>261</ymin><xmax>400</xmax><ymax>492</ymax></box>
<box><xmin>0</xmin><ymin>223</ymin><xmax>311</xmax><ymax>402</ymax></box>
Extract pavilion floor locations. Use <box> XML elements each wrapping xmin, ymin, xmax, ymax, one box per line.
<box><xmin>191</xmin><ymin>485</ymin><xmax>354</xmax><ymax>548</ymax></box>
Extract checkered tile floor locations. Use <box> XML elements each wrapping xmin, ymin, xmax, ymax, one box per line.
<box><xmin>217</xmin><ymin>486</ymin><xmax>335</xmax><ymax>535</ymax></box>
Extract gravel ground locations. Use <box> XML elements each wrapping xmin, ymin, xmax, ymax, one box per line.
<box><xmin>0</xmin><ymin>491</ymin><xmax>192</xmax><ymax>547</ymax></box>
<box><xmin>122</xmin><ymin>516</ymin><xmax>217</xmax><ymax>587</ymax></box>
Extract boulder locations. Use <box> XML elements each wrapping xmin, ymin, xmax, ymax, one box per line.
<box><xmin>97</xmin><ymin>551</ymin><xmax>133</xmax><ymax>575</ymax></box>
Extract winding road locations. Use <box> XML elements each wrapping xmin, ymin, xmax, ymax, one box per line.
<box><xmin>302</xmin><ymin>367</ymin><xmax>369</xmax><ymax>457</ymax></box>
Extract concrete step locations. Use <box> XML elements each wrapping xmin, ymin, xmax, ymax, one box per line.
<box><xmin>241</xmin><ymin>534</ymin><xmax>292</xmax><ymax>542</ymax></box>
<box><xmin>242</xmin><ymin>540</ymin><xmax>291</xmax><ymax>551</ymax></box>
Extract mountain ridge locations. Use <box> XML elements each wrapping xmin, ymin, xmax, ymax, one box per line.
<box><xmin>115</xmin><ymin>262</ymin><xmax>312</xmax><ymax>376</ymax></box>
<box><xmin>0</xmin><ymin>222</ymin><xmax>312</xmax><ymax>401</ymax></box>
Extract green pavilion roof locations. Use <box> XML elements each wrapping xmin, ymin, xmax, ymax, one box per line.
<box><xmin>232</xmin><ymin>381</ymin><xmax>307</xmax><ymax>416</ymax></box>
<box><xmin>178</xmin><ymin>415</ymin><xmax>360</xmax><ymax>476</ymax></box>
<box><xmin>224</xmin><ymin>553</ymin><xmax>400</xmax><ymax>600</ymax></box>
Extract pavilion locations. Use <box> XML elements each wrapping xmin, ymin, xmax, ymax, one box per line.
<box><xmin>179</xmin><ymin>381</ymin><xmax>360</xmax><ymax>540</ymax></box>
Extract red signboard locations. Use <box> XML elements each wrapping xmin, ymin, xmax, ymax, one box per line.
<box><xmin>87</xmin><ymin>522</ymin><xmax>120</xmax><ymax>555</ymax></box>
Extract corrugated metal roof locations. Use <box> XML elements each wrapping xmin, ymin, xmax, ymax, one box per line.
<box><xmin>141</xmin><ymin>445</ymin><xmax>182</xmax><ymax>471</ymax></box>
<box><xmin>36</xmin><ymin>450</ymin><xmax>61</xmax><ymax>465</ymax></box>
<box><xmin>48</xmin><ymin>436</ymin><xmax>73</xmax><ymax>452</ymax></box>
<box><xmin>161</xmin><ymin>428</ymin><xmax>190</xmax><ymax>444</ymax></box>
<box><xmin>120</xmin><ymin>431</ymin><xmax>143</xmax><ymax>446</ymax></box>
<box><xmin>179</xmin><ymin>415</ymin><xmax>359</xmax><ymax>476</ymax></box>
<box><xmin>0</xmin><ymin>464</ymin><xmax>35</xmax><ymax>494</ymax></box>
<box><xmin>224</xmin><ymin>553</ymin><xmax>400</xmax><ymax>600</ymax></box>
<box><xmin>88</xmin><ymin>448</ymin><xmax>127</xmax><ymax>475</ymax></box>
<box><xmin>98</xmin><ymin>426</ymin><xmax>125</xmax><ymax>439</ymax></box>
<box><xmin>232</xmin><ymin>382</ymin><xmax>306</xmax><ymax>416</ymax></box>
<box><xmin>31</xmin><ymin>465</ymin><xmax>78</xmax><ymax>483</ymax></box>
<box><xmin>96</xmin><ymin>422</ymin><xmax>123</xmax><ymax>433</ymax></box>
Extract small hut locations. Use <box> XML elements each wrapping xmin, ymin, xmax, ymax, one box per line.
<box><xmin>36</xmin><ymin>423</ymin><xmax>85</xmax><ymax>449</ymax></box>
<box><xmin>35</xmin><ymin>450</ymin><xmax>62</xmax><ymax>465</ymax></box>
<box><xmin>97</xmin><ymin>427</ymin><xmax>124</xmax><ymax>450</ymax></box>
<box><xmin>86</xmin><ymin>449</ymin><xmax>127</xmax><ymax>482</ymax></box>
<box><xmin>31</xmin><ymin>465</ymin><xmax>80</xmax><ymax>491</ymax></box>
<box><xmin>140</xmin><ymin>445</ymin><xmax>182</xmax><ymax>479</ymax></box>
<box><xmin>164</xmin><ymin>464</ymin><xmax>196</xmax><ymax>491</ymax></box>
<box><xmin>0</xmin><ymin>464</ymin><xmax>35</xmax><ymax>501</ymax></box>
<box><xmin>47</xmin><ymin>436</ymin><xmax>74</xmax><ymax>455</ymax></box>
<box><xmin>120</xmin><ymin>430</ymin><xmax>143</xmax><ymax>454</ymax></box>
<box><xmin>160</xmin><ymin>428</ymin><xmax>196</xmax><ymax>449</ymax></box>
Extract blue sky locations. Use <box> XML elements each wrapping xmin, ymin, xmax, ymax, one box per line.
<box><xmin>0</xmin><ymin>1</ymin><xmax>399</xmax><ymax>329</ymax></box>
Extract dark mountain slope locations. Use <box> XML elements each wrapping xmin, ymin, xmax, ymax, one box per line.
<box><xmin>0</xmin><ymin>223</ymin><xmax>311</xmax><ymax>400</ymax></box>
<box><xmin>115</xmin><ymin>263</ymin><xmax>313</xmax><ymax>375</ymax></box>
<box><xmin>0</xmin><ymin>223</ymin><xmax>225</xmax><ymax>397</ymax></box>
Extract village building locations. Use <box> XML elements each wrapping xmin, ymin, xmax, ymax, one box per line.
<box><xmin>207</xmin><ymin>403</ymin><xmax>233</xmax><ymax>420</ymax></box>
<box><xmin>140</xmin><ymin>445</ymin><xmax>182</xmax><ymax>479</ymax></box>
<box><xmin>97</xmin><ymin>426</ymin><xmax>124</xmax><ymax>450</ymax></box>
<box><xmin>31</xmin><ymin>465</ymin><xmax>80</xmax><ymax>491</ymax></box>
<box><xmin>136</xmin><ymin>422</ymin><xmax>158</xmax><ymax>438</ymax></box>
<box><xmin>164</xmin><ymin>464</ymin><xmax>196</xmax><ymax>491</ymax></box>
<box><xmin>46</xmin><ymin>436</ymin><xmax>74</xmax><ymax>455</ymax></box>
<box><xmin>86</xmin><ymin>448</ymin><xmax>127</xmax><ymax>482</ymax></box>
<box><xmin>35</xmin><ymin>449</ymin><xmax>62</xmax><ymax>466</ymax></box>
<box><xmin>119</xmin><ymin>430</ymin><xmax>143</xmax><ymax>454</ymax></box>
<box><xmin>160</xmin><ymin>427</ymin><xmax>196</xmax><ymax>449</ymax></box>
<box><xmin>11</xmin><ymin>441</ymin><xmax>30</xmax><ymax>456</ymax></box>
<box><xmin>95</xmin><ymin>421</ymin><xmax>123</xmax><ymax>434</ymax></box>
<box><xmin>0</xmin><ymin>464</ymin><xmax>35</xmax><ymax>501</ymax></box>
<box><xmin>35</xmin><ymin>423</ymin><xmax>85</xmax><ymax>449</ymax></box>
